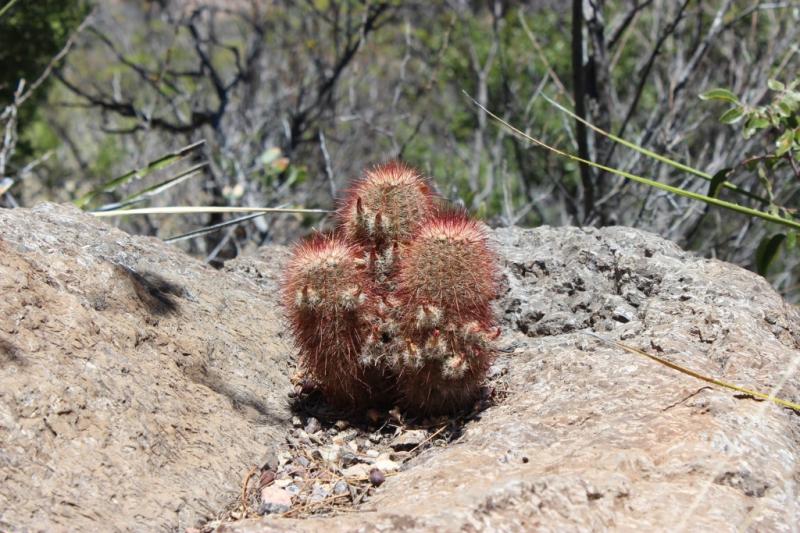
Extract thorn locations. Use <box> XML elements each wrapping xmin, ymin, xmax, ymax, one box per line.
<box><xmin>492</xmin><ymin>327</ymin><xmax>502</xmax><ymax>339</ymax></box>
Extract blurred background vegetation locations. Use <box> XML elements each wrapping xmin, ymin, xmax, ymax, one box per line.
<box><xmin>1</xmin><ymin>0</ymin><xmax>798</xmax><ymax>301</ymax></box>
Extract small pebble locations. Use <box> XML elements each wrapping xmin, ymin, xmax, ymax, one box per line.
<box><xmin>258</xmin><ymin>469</ymin><xmax>276</xmax><ymax>488</ymax></box>
<box><xmin>342</xmin><ymin>464</ymin><xmax>369</xmax><ymax>478</ymax></box>
<box><xmin>368</xmin><ymin>433</ymin><xmax>382</xmax><ymax>443</ymax></box>
<box><xmin>295</xmin><ymin>456</ymin><xmax>310</xmax><ymax>468</ymax></box>
<box><xmin>373</xmin><ymin>457</ymin><xmax>400</xmax><ymax>473</ymax></box>
<box><xmin>389</xmin><ymin>429</ymin><xmax>427</xmax><ymax>451</ymax></box>
<box><xmin>365</xmin><ymin>449</ymin><xmax>380</xmax><ymax>458</ymax></box>
<box><xmin>313</xmin><ymin>445</ymin><xmax>343</xmax><ymax>464</ymax></box>
<box><xmin>291</xmin><ymin>416</ymin><xmax>303</xmax><ymax>428</ymax></box>
<box><xmin>333</xmin><ymin>480</ymin><xmax>349</xmax><ymax>495</ymax></box>
<box><xmin>304</xmin><ymin>417</ymin><xmax>321</xmax><ymax>434</ymax></box>
<box><xmin>347</xmin><ymin>440</ymin><xmax>359</xmax><ymax>453</ymax></box>
<box><xmin>335</xmin><ymin>420</ymin><xmax>350</xmax><ymax>430</ymax></box>
<box><xmin>369</xmin><ymin>468</ymin><xmax>385</xmax><ymax>487</ymax></box>
<box><xmin>310</xmin><ymin>483</ymin><xmax>330</xmax><ymax>502</ymax></box>
<box><xmin>285</xmin><ymin>483</ymin><xmax>301</xmax><ymax>495</ymax></box>
<box><xmin>259</xmin><ymin>486</ymin><xmax>293</xmax><ymax>515</ymax></box>
<box><xmin>341</xmin><ymin>452</ymin><xmax>358</xmax><ymax>466</ymax></box>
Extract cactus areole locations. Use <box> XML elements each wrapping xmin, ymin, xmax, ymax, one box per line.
<box><xmin>283</xmin><ymin>162</ymin><xmax>500</xmax><ymax>414</ymax></box>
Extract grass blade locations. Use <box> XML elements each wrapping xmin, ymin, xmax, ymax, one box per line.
<box><xmin>0</xmin><ymin>0</ymin><xmax>20</xmax><ymax>19</ymax></box>
<box><xmin>74</xmin><ymin>140</ymin><xmax>206</xmax><ymax>208</ymax></box>
<box><xmin>585</xmin><ymin>331</ymin><xmax>800</xmax><ymax>412</ymax></box>
<box><xmin>90</xmin><ymin>206</ymin><xmax>331</xmax><ymax>217</ymax></box>
<box><xmin>123</xmin><ymin>162</ymin><xmax>207</xmax><ymax>202</ymax></box>
<box><xmin>540</xmin><ymin>94</ymin><xmax>767</xmax><ymax>204</ymax></box>
<box><xmin>164</xmin><ymin>212</ymin><xmax>268</xmax><ymax>243</ymax></box>
<box><xmin>91</xmin><ymin>163</ymin><xmax>208</xmax><ymax>212</ymax></box>
<box><xmin>468</xmin><ymin>95</ymin><xmax>800</xmax><ymax>231</ymax></box>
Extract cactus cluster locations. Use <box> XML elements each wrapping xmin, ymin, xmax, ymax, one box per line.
<box><xmin>283</xmin><ymin>161</ymin><xmax>499</xmax><ymax>414</ymax></box>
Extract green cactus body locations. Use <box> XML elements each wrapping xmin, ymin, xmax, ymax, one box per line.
<box><xmin>284</xmin><ymin>163</ymin><xmax>500</xmax><ymax>415</ymax></box>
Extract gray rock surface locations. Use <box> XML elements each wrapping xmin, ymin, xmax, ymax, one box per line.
<box><xmin>0</xmin><ymin>204</ymin><xmax>293</xmax><ymax>531</ymax></box>
<box><xmin>2</xmin><ymin>205</ymin><xmax>800</xmax><ymax>532</ymax></box>
<box><xmin>223</xmin><ymin>226</ymin><xmax>800</xmax><ymax>532</ymax></box>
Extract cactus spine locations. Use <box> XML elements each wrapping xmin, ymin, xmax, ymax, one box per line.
<box><xmin>284</xmin><ymin>162</ymin><xmax>499</xmax><ymax>414</ymax></box>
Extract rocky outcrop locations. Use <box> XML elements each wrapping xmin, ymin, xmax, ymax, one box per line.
<box><xmin>2</xmin><ymin>204</ymin><xmax>799</xmax><ymax>532</ymax></box>
<box><xmin>0</xmin><ymin>204</ymin><xmax>293</xmax><ymax>531</ymax></box>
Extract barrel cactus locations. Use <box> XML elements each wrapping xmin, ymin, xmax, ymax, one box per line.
<box><xmin>283</xmin><ymin>162</ymin><xmax>499</xmax><ymax>414</ymax></box>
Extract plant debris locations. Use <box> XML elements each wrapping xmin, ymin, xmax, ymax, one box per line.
<box><xmin>201</xmin><ymin>381</ymin><xmax>504</xmax><ymax>531</ymax></box>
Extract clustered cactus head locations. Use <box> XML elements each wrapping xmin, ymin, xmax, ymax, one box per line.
<box><xmin>282</xmin><ymin>234</ymin><xmax>380</xmax><ymax>405</ymax></box>
<box><xmin>284</xmin><ymin>161</ymin><xmax>500</xmax><ymax>415</ymax></box>
<box><xmin>339</xmin><ymin>161</ymin><xmax>435</xmax><ymax>246</ymax></box>
<box><xmin>398</xmin><ymin>211</ymin><xmax>496</xmax><ymax>323</ymax></box>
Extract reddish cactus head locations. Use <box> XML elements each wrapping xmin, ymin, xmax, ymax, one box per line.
<box><xmin>392</xmin><ymin>211</ymin><xmax>499</xmax><ymax>413</ymax></box>
<box><xmin>283</xmin><ymin>234</ymin><xmax>378</xmax><ymax>406</ymax></box>
<box><xmin>397</xmin><ymin>211</ymin><xmax>497</xmax><ymax>323</ymax></box>
<box><xmin>283</xmin><ymin>164</ymin><xmax>501</xmax><ymax>416</ymax></box>
<box><xmin>339</xmin><ymin>161</ymin><xmax>435</xmax><ymax>246</ymax></box>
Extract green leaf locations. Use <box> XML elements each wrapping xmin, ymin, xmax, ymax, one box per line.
<box><xmin>707</xmin><ymin>168</ymin><xmax>731</xmax><ymax>198</ymax></box>
<box><xmin>776</xmin><ymin>130</ymin><xmax>793</xmax><ymax>156</ymax></box>
<box><xmin>767</xmin><ymin>79</ymin><xmax>785</xmax><ymax>91</ymax></box>
<box><xmin>699</xmin><ymin>88</ymin><xmax>739</xmax><ymax>104</ymax></box>
<box><xmin>755</xmin><ymin>234</ymin><xmax>786</xmax><ymax>276</ymax></box>
<box><xmin>719</xmin><ymin>106</ymin><xmax>745</xmax><ymax>124</ymax></box>
<box><xmin>786</xmin><ymin>231</ymin><xmax>797</xmax><ymax>251</ymax></box>
<box><xmin>745</xmin><ymin>115</ymin><xmax>771</xmax><ymax>130</ymax></box>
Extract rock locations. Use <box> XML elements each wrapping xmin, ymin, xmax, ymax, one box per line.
<box><xmin>372</xmin><ymin>456</ymin><xmax>400</xmax><ymax>473</ymax></box>
<box><xmin>311</xmin><ymin>445</ymin><xmax>343</xmax><ymax>465</ymax></box>
<box><xmin>365</xmin><ymin>449</ymin><xmax>380</xmax><ymax>458</ymax></box>
<box><xmin>389</xmin><ymin>429</ymin><xmax>428</xmax><ymax>451</ymax></box>
<box><xmin>291</xmin><ymin>416</ymin><xmax>303</xmax><ymax>428</ymax></box>
<box><xmin>340</xmin><ymin>452</ymin><xmax>358</xmax><ymax>466</ymax></box>
<box><xmin>332</xmin><ymin>428</ymin><xmax>358</xmax><ymax>445</ymax></box>
<box><xmin>310</xmin><ymin>483</ymin><xmax>331</xmax><ymax>502</ymax></box>
<box><xmin>0</xmin><ymin>204</ymin><xmax>291</xmax><ymax>532</ymax></box>
<box><xmin>220</xmin><ymin>226</ymin><xmax>800</xmax><ymax>532</ymax></box>
<box><xmin>294</xmin><ymin>456</ymin><xmax>310</xmax><ymax>468</ymax></box>
<box><xmin>369</xmin><ymin>468</ymin><xmax>386</xmax><ymax>487</ymax></box>
<box><xmin>333</xmin><ymin>480</ymin><xmax>350</xmax><ymax>495</ymax></box>
<box><xmin>304</xmin><ymin>417</ymin><xmax>321</xmax><ymax>434</ymax></box>
<box><xmin>258</xmin><ymin>486</ymin><xmax>293</xmax><ymax>515</ymax></box>
<box><xmin>5</xmin><ymin>207</ymin><xmax>800</xmax><ymax>532</ymax></box>
<box><xmin>341</xmin><ymin>464</ymin><xmax>369</xmax><ymax>478</ymax></box>
<box><xmin>258</xmin><ymin>470</ymin><xmax>276</xmax><ymax>488</ymax></box>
